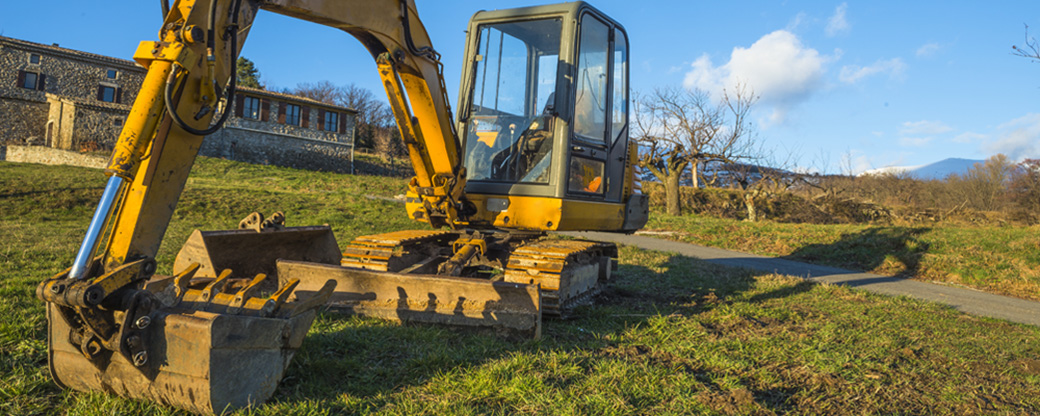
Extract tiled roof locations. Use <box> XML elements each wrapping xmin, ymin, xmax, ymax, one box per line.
<box><xmin>0</xmin><ymin>36</ymin><xmax>143</xmax><ymax>70</ymax></box>
<box><xmin>236</xmin><ymin>86</ymin><xmax>358</xmax><ymax>113</ymax></box>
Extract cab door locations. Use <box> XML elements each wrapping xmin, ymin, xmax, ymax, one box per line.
<box><xmin>567</xmin><ymin>11</ymin><xmax>628</xmax><ymax>203</ymax></box>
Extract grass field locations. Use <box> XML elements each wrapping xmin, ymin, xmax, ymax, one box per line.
<box><xmin>648</xmin><ymin>214</ymin><xmax>1040</xmax><ymax>301</ymax></box>
<box><xmin>2</xmin><ymin>159</ymin><xmax>1039</xmax><ymax>415</ymax></box>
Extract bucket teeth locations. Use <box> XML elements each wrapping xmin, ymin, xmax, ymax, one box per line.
<box><xmin>172</xmin><ymin>262</ymin><xmax>200</xmax><ymax>300</ymax></box>
<box><xmin>200</xmin><ymin>269</ymin><xmax>232</xmax><ymax>302</ymax></box>
<box><xmin>174</xmin><ymin>271</ymin><xmax>316</xmax><ymax>318</ymax></box>
<box><xmin>228</xmin><ymin>273</ymin><xmax>267</xmax><ymax>311</ymax></box>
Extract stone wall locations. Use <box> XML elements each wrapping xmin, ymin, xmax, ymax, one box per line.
<box><xmin>72</xmin><ymin>102</ymin><xmax>130</xmax><ymax>151</ymax></box>
<box><xmin>0</xmin><ymin>97</ymin><xmax>47</xmax><ymax>144</ymax></box>
<box><xmin>203</xmin><ymin>125</ymin><xmax>355</xmax><ymax>173</ymax></box>
<box><xmin>230</xmin><ymin>100</ymin><xmax>356</xmax><ymax>143</ymax></box>
<box><xmin>0</xmin><ymin>145</ymin><xmax>106</xmax><ymax>169</ymax></box>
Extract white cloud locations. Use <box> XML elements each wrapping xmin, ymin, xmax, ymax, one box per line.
<box><xmin>837</xmin><ymin>149</ymin><xmax>874</xmax><ymax>175</ymax></box>
<box><xmin>683</xmin><ymin>30</ymin><xmax>828</xmax><ymax>123</ymax></box>
<box><xmin>895</xmin><ymin>120</ymin><xmax>950</xmax><ymax>148</ymax></box>
<box><xmin>826</xmin><ymin>3</ymin><xmax>850</xmax><ymax>37</ymax></box>
<box><xmin>984</xmin><ymin>113</ymin><xmax>1040</xmax><ymax>160</ymax></box>
<box><xmin>899</xmin><ymin>137</ymin><xmax>933</xmax><ymax>147</ymax></box>
<box><xmin>900</xmin><ymin>120</ymin><xmax>953</xmax><ymax>136</ymax></box>
<box><xmin>916</xmin><ymin>42</ymin><xmax>941</xmax><ymax>58</ymax></box>
<box><xmin>786</xmin><ymin>12</ymin><xmax>808</xmax><ymax>31</ymax></box>
<box><xmin>839</xmin><ymin>58</ymin><xmax>906</xmax><ymax>83</ymax></box>
<box><xmin>952</xmin><ymin>132</ymin><xmax>987</xmax><ymax>144</ymax></box>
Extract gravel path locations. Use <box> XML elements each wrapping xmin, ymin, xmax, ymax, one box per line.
<box><xmin>566</xmin><ymin>231</ymin><xmax>1040</xmax><ymax>327</ymax></box>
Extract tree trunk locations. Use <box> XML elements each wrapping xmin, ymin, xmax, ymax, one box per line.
<box><xmin>744</xmin><ymin>190</ymin><xmax>758</xmax><ymax>222</ymax></box>
<box><xmin>665</xmin><ymin>172</ymin><xmax>682</xmax><ymax>216</ymax></box>
<box><xmin>690</xmin><ymin>160</ymin><xmax>700</xmax><ymax>188</ymax></box>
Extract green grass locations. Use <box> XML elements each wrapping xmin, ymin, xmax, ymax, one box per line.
<box><xmin>648</xmin><ymin>214</ymin><xmax>1040</xmax><ymax>301</ymax></box>
<box><xmin>2</xmin><ymin>158</ymin><xmax>1040</xmax><ymax>414</ymax></box>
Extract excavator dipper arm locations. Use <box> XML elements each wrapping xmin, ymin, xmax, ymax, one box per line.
<box><xmin>39</xmin><ymin>0</ymin><xmax>471</xmax><ymax>413</ymax></box>
<box><xmin>260</xmin><ymin>0</ymin><xmax>467</xmax><ymax>228</ymax></box>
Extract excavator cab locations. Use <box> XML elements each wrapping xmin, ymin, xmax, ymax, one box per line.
<box><xmin>456</xmin><ymin>3</ymin><xmax>644</xmax><ymax>232</ymax></box>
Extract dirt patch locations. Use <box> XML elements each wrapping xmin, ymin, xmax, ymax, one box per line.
<box><xmin>696</xmin><ymin>388</ymin><xmax>772</xmax><ymax>416</ymax></box>
<box><xmin>597</xmin><ymin>285</ymin><xmax>691</xmax><ymax>309</ymax></box>
<box><xmin>599</xmin><ymin>344</ymin><xmax>691</xmax><ymax>370</ymax></box>
<box><xmin>700</xmin><ymin>315</ymin><xmax>793</xmax><ymax>341</ymax></box>
<box><xmin>1012</xmin><ymin>359</ymin><xmax>1040</xmax><ymax>375</ymax></box>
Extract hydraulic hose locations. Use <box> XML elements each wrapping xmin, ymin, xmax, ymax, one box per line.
<box><xmin>165</xmin><ymin>0</ymin><xmax>241</xmax><ymax>136</ymax></box>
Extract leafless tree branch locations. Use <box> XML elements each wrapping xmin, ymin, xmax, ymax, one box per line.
<box><xmin>1013</xmin><ymin>24</ymin><xmax>1040</xmax><ymax>62</ymax></box>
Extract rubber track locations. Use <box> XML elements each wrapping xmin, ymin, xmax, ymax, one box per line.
<box><xmin>504</xmin><ymin>239</ymin><xmax>616</xmax><ymax>317</ymax></box>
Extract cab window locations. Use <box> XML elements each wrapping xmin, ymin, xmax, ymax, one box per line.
<box><xmin>573</xmin><ymin>15</ymin><xmax>609</xmax><ymax>143</ymax></box>
<box><xmin>463</xmin><ymin>18</ymin><xmax>562</xmax><ymax>184</ymax></box>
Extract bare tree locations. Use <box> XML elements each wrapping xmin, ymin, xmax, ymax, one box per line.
<box><xmin>292</xmin><ymin>80</ymin><xmax>340</xmax><ymax>104</ymax></box>
<box><xmin>291</xmin><ymin>81</ymin><xmax>404</xmax><ymax>154</ymax></box>
<box><xmin>336</xmin><ymin>84</ymin><xmax>396</xmax><ymax>151</ymax></box>
<box><xmin>1009</xmin><ymin>159</ymin><xmax>1040</xmax><ymax>222</ymax></box>
<box><xmin>633</xmin><ymin>85</ymin><xmax>759</xmax><ymax>215</ymax></box>
<box><xmin>725</xmin><ymin>148</ymin><xmax>803</xmax><ymax>221</ymax></box>
<box><xmin>951</xmin><ymin>154</ymin><xmax>1015</xmax><ymax>212</ymax></box>
<box><xmin>1013</xmin><ymin>24</ymin><xmax>1040</xmax><ymax>62</ymax></box>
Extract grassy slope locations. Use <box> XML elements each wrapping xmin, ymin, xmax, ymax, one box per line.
<box><xmin>649</xmin><ymin>214</ymin><xmax>1040</xmax><ymax>301</ymax></box>
<box><xmin>2</xmin><ymin>159</ymin><xmax>1039</xmax><ymax>415</ymax></box>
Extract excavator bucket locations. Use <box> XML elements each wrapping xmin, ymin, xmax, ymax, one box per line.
<box><xmin>173</xmin><ymin>225</ymin><xmax>342</xmax><ymax>285</ymax></box>
<box><xmin>42</xmin><ymin>264</ymin><xmax>337</xmax><ymax>414</ymax></box>
<box><xmin>47</xmin><ymin>307</ymin><xmax>313</xmax><ymax>414</ymax></box>
<box><xmin>280</xmin><ymin>260</ymin><xmax>543</xmax><ymax>339</ymax></box>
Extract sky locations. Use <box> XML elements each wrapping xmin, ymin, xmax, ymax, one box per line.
<box><xmin>1</xmin><ymin>1</ymin><xmax>1037</xmax><ymax>174</ymax></box>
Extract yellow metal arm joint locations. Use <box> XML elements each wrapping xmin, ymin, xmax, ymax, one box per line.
<box><xmin>132</xmin><ymin>41</ymin><xmax>199</xmax><ymax>71</ymax></box>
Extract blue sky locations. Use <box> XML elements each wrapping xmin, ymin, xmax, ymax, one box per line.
<box><xmin>2</xmin><ymin>1</ymin><xmax>1036</xmax><ymax>173</ymax></box>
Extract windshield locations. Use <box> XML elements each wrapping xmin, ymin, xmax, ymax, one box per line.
<box><xmin>463</xmin><ymin>18</ymin><xmax>561</xmax><ymax>184</ymax></box>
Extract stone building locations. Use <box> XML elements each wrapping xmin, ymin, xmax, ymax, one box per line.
<box><xmin>0</xmin><ymin>35</ymin><xmax>143</xmax><ymax>149</ymax></box>
<box><xmin>203</xmin><ymin>87</ymin><xmax>358</xmax><ymax>173</ymax></box>
<box><xmin>1</xmin><ymin>35</ymin><xmax>358</xmax><ymax>172</ymax></box>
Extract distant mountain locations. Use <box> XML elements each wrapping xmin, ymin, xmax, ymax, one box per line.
<box><xmin>859</xmin><ymin>158</ymin><xmax>985</xmax><ymax>180</ymax></box>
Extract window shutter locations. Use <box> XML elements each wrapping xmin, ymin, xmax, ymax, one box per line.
<box><xmin>115</xmin><ymin>87</ymin><xmax>122</xmax><ymax>103</ymax></box>
<box><xmin>97</xmin><ymin>85</ymin><xmax>105</xmax><ymax>101</ymax></box>
<box><xmin>37</xmin><ymin>74</ymin><xmax>46</xmax><ymax>91</ymax></box>
<box><xmin>339</xmin><ymin>112</ymin><xmax>347</xmax><ymax>134</ymax></box>
<box><xmin>260</xmin><ymin>99</ymin><xmax>270</xmax><ymax>121</ymax></box>
<box><xmin>317</xmin><ymin>109</ymin><xmax>325</xmax><ymax>131</ymax></box>
<box><xmin>235</xmin><ymin>95</ymin><xmax>244</xmax><ymax>117</ymax></box>
<box><xmin>17</xmin><ymin>70</ymin><xmax>26</xmax><ymax>88</ymax></box>
<box><xmin>301</xmin><ymin>106</ymin><xmax>310</xmax><ymax>128</ymax></box>
<box><xmin>277</xmin><ymin>102</ymin><xmax>286</xmax><ymax>124</ymax></box>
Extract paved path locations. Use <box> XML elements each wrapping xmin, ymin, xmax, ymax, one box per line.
<box><xmin>566</xmin><ymin>231</ymin><xmax>1040</xmax><ymax>327</ymax></box>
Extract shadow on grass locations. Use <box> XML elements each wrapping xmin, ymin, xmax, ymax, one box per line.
<box><xmin>783</xmin><ymin>226</ymin><xmax>931</xmax><ymax>277</ymax></box>
<box><xmin>267</xmin><ymin>251</ymin><xmax>814</xmax><ymax>413</ymax></box>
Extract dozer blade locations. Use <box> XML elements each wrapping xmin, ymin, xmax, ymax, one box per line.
<box><xmin>279</xmin><ymin>260</ymin><xmax>542</xmax><ymax>339</ymax></box>
<box><xmin>174</xmin><ymin>226</ymin><xmax>341</xmax><ymax>286</ymax></box>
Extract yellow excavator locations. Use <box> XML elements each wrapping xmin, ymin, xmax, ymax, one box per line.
<box><xmin>36</xmin><ymin>0</ymin><xmax>646</xmax><ymax>413</ymax></box>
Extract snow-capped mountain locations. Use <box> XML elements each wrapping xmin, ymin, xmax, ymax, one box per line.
<box><xmin>859</xmin><ymin>158</ymin><xmax>985</xmax><ymax>180</ymax></box>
